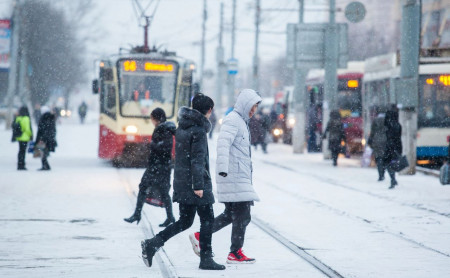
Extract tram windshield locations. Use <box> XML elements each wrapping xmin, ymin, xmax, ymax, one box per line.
<box><xmin>419</xmin><ymin>75</ymin><xmax>450</xmax><ymax>128</ymax></box>
<box><xmin>118</xmin><ymin>59</ymin><xmax>178</xmax><ymax>118</ymax></box>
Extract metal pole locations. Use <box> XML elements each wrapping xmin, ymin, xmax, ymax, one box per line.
<box><xmin>200</xmin><ymin>0</ymin><xmax>207</xmax><ymax>90</ymax></box>
<box><xmin>216</xmin><ymin>2</ymin><xmax>224</xmax><ymax>109</ymax></box>
<box><xmin>292</xmin><ymin>0</ymin><xmax>307</xmax><ymax>153</ymax></box>
<box><xmin>252</xmin><ymin>0</ymin><xmax>260</xmax><ymax>91</ymax></box>
<box><xmin>143</xmin><ymin>16</ymin><xmax>150</xmax><ymax>53</ymax></box>
<box><xmin>5</xmin><ymin>0</ymin><xmax>20</xmax><ymax>129</ymax></box>
<box><xmin>228</xmin><ymin>0</ymin><xmax>237</xmax><ymax>108</ymax></box>
<box><xmin>322</xmin><ymin>0</ymin><xmax>338</xmax><ymax>159</ymax></box>
<box><xmin>398</xmin><ymin>0</ymin><xmax>421</xmax><ymax>175</ymax></box>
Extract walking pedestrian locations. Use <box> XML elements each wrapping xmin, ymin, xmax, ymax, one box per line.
<box><xmin>13</xmin><ymin>106</ymin><xmax>33</xmax><ymax>170</ymax></box>
<box><xmin>368</xmin><ymin>107</ymin><xmax>387</xmax><ymax>181</ymax></box>
<box><xmin>78</xmin><ymin>101</ymin><xmax>88</xmax><ymax>124</ymax></box>
<box><xmin>35</xmin><ymin>106</ymin><xmax>57</xmax><ymax>171</ymax></box>
<box><xmin>323</xmin><ymin>110</ymin><xmax>346</xmax><ymax>166</ymax></box>
<box><xmin>140</xmin><ymin>94</ymin><xmax>225</xmax><ymax>271</ymax></box>
<box><xmin>249</xmin><ymin>111</ymin><xmax>267</xmax><ymax>153</ymax></box>
<box><xmin>124</xmin><ymin>108</ymin><xmax>176</xmax><ymax>227</ymax></box>
<box><xmin>189</xmin><ymin>88</ymin><xmax>262</xmax><ymax>264</ymax></box>
<box><xmin>383</xmin><ymin>109</ymin><xmax>402</xmax><ymax>189</ymax></box>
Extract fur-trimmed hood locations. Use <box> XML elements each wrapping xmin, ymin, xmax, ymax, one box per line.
<box><xmin>177</xmin><ymin>106</ymin><xmax>211</xmax><ymax>133</ymax></box>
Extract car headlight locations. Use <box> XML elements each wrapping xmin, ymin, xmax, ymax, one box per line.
<box><xmin>288</xmin><ymin>118</ymin><xmax>295</xmax><ymax>128</ymax></box>
<box><xmin>124</xmin><ymin>125</ymin><xmax>138</xmax><ymax>134</ymax></box>
<box><xmin>273</xmin><ymin>128</ymin><xmax>283</xmax><ymax>136</ymax></box>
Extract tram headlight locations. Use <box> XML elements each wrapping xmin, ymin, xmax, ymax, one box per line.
<box><xmin>125</xmin><ymin>125</ymin><xmax>138</xmax><ymax>134</ymax></box>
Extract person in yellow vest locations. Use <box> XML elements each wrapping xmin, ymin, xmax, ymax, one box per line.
<box><xmin>13</xmin><ymin>106</ymin><xmax>33</xmax><ymax>170</ymax></box>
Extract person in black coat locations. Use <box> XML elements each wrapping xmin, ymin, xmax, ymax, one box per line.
<box><xmin>323</xmin><ymin>110</ymin><xmax>346</xmax><ymax>166</ymax></box>
<box><xmin>124</xmin><ymin>108</ymin><xmax>176</xmax><ymax>227</ymax></box>
<box><xmin>141</xmin><ymin>94</ymin><xmax>225</xmax><ymax>271</ymax></box>
<box><xmin>383</xmin><ymin>109</ymin><xmax>402</xmax><ymax>189</ymax></box>
<box><xmin>35</xmin><ymin>106</ymin><xmax>57</xmax><ymax>171</ymax></box>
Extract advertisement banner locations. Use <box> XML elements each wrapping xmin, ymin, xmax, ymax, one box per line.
<box><xmin>0</xmin><ymin>19</ymin><xmax>11</xmax><ymax>69</ymax></box>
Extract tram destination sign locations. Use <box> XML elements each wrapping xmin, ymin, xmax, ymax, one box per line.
<box><xmin>120</xmin><ymin>60</ymin><xmax>176</xmax><ymax>72</ymax></box>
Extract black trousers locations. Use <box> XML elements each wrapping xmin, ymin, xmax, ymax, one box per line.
<box><xmin>41</xmin><ymin>148</ymin><xmax>50</xmax><ymax>169</ymax></box>
<box><xmin>212</xmin><ymin>201</ymin><xmax>252</xmax><ymax>253</ymax></box>
<box><xmin>375</xmin><ymin>156</ymin><xmax>385</xmax><ymax>178</ymax></box>
<box><xmin>157</xmin><ymin>203</ymin><xmax>214</xmax><ymax>255</ymax></box>
<box><xmin>17</xmin><ymin>141</ymin><xmax>28</xmax><ymax>169</ymax></box>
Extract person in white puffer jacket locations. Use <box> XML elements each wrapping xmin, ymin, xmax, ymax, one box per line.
<box><xmin>189</xmin><ymin>89</ymin><xmax>262</xmax><ymax>264</ymax></box>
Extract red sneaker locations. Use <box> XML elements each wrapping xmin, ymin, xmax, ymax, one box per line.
<box><xmin>189</xmin><ymin>232</ymin><xmax>200</xmax><ymax>257</ymax></box>
<box><xmin>226</xmin><ymin>248</ymin><xmax>255</xmax><ymax>264</ymax></box>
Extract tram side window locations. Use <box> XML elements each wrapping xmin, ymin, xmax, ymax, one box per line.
<box><xmin>102</xmin><ymin>84</ymin><xmax>116</xmax><ymax>118</ymax></box>
<box><xmin>178</xmin><ymin>85</ymin><xmax>191</xmax><ymax>108</ymax></box>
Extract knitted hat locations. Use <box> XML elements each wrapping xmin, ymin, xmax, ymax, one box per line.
<box><xmin>150</xmin><ymin>108</ymin><xmax>166</xmax><ymax>122</ymax></box>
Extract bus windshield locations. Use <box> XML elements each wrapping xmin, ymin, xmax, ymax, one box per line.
<box><xmin>337</xmin><ymin>90</ymin><xmax>362</xmax><ymax>117</ymax></box>
<box><xmin>419</xmin><ymin>75</ymin><xmax>450</xmax><ymax>128</ymax></box>
<box><xmin>118</xmin><ymin>59</ymin><xmax>178</xmax><ymax>118</ymax></box>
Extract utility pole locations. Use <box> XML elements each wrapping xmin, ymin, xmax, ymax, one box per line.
<box><xmin>227</xmin><ymin>0</ymin><xmax>237</xmax><ymax>108</ymax></box>
<box><xmin>216</xmin><ymin>2</ymin><xmax>225</xmax><ymax>109</ymax></box>
<box><xmin>143</xmin><ymin>16</ymin><xmax>150</xmax><ymax>53</ymax></box>
<box><xmin>200</xmin><ymin>0</ymin><xmax>207</xmax><ymax>90</ymax></box>
<box><xmin>252</xmin><ymin>0</ymin><xmax>260</xmax><ymax>91</ymax></box>
<box><xmin>5</xmin><ymin>0</ymin><xmax>21</xmax><ymax>129</ymax></box>
<box><xmin>398</xmin><ymin>0</ymin><xmax>421</xmax><ymax>174</ymax></box>
<box><xmin>322</xmin><ymin>0</ymin><xmax>339</xmax><ymax>159</ymax></box>
<box><xmin>292</xmin><ymin>0</ymin><xmax>307</xmax><ymax>153</ymax></box>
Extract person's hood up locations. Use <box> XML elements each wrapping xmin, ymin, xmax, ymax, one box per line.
<box><xmin>177</xmin><ymin>106</ymin><xmax>211</xmax><ymax>133</ymax></box>
<box><xmin>233</xmin><ymin>89</ymin><xmax>262</xmax><ymax>121</ymax></box>
<box><xmin>157</xmin><ymin>121</ymin><xmax>176</xmax><ymax>135</ymax></box>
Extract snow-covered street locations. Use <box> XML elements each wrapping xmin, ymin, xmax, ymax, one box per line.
<box><xmin>1</xmin><ymin>116</ymin><xmax>449</xmax><ymax>277</ymax></box>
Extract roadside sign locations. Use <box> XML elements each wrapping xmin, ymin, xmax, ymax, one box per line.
<box><xmin>345</xmin><ymin>2</ymin><xmax>366</xmax><ymax>23</ymax></box>
<box><xmin>227</xmin><ymin>58</ymin><xmax>238</xmax><ymax>75</ymax></box>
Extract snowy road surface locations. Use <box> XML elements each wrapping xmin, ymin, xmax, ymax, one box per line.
<box><xmin>1</xmin><ymin>116</ymin><xmax>449</xmax><ymax>277</ymax></box>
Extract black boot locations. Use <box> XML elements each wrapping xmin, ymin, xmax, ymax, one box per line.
<box><xmin>159</xmin><ymin>217</ymin><xmax>175</xmax><ymax>227</ymax></box>
<box><xmin>124</xmin><ymin>213</ymin><xmax>141</xmax><ymax>224</ymax></box>
<box><xmin>141</xmin><ymin>236</ymin><xmax>164</xmax><ymax>267</ymax></box>
<box><xmin>199</xmin><ymin>251</ymin><xmax>225</xmax><ymax>270</ymax></box>
<box><xmin>388</xmin><ymin>179</ymin><xmax>398</xmax><ymax>189</ymax></box>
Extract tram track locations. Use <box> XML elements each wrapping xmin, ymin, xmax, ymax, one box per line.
<box><xmin>118</xmin><ymin>170</ymin><xmax>179</xmax><ymax>278</ymax></box>
<box><xmin>261</xmin><ymin>160</ymin><xmax>450</xmax><ymax>218</ymax></box>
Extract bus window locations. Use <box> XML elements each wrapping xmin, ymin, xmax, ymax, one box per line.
<box><xmin>419</xmin><ymin>76</ymin><xmax>450</xmax><ymax>128</ymax></box>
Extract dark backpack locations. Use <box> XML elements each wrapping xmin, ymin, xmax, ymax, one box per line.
<box><xmin>11</xmin><ymin>120</ymin><xmax>22</xmax><ymax>141</ymax></box>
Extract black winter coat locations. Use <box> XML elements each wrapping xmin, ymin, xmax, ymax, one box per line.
<box><xmin>325</xmin><ymin>118</ymin><xmax>345</xmax><ymax>151</ymax></box>
<box><xmin>172</xmin><ymin>107</ymin><xmax>214</xmax><ymax>205</ymax></box>
<box><xmin>36</xmin><ymin>112</ymin><xmax>57</xmax><ymax>152</ymax></box>
<box><xmin>140</xmin><ymin>121</ymin><xmax>176</xmax><ymax>191</ymax></box>
<box><xmin>383</xmin><ymin>111</ymin><xmax>402</xmax><ymax>164</ymax></box>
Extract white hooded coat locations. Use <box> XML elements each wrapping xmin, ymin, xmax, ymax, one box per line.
<box><xmin>216</xmin><ymin>89</ymin><xmax>262</xmax><ymax>202</ymax></box>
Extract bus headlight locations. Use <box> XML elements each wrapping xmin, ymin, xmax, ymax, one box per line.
<box><xmin>125</xmin><ymin>125</ymin><xmax>138</xmax><ymax>134</ymax></box>
<box><xmin>273</xmin><ymin>128</ymin><xmax>283</xmax><ymax>137</ymax></box>
<box><xmin>288</xmin><ymin>118</ymin><xmax>295</xmax><ymax>128</ymax></box>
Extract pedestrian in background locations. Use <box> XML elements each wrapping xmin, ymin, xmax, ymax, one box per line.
<box><xmin>249</xmin><ymin>110</ymin><xmax>268</xmax><ymax>153</ymax></box>
<box><xmin>323</xmin><ymin>110</ymin><xmax>346</xmax><ymax>166</ymax></box>
<box><xmin>33</xmin><ymin>103</ymin><xmax>41</xmax><ymax>124</ymax></box>
<box><xmin>141</xmin><ymin>94</ymin><xmax>225</xmax><ymax>271</ymax></box>
<box><xmin>383</xmin><ymin>109</ymin><xmax>402</xmax><ymax>189</ymax></box>
<box><xmin>209</xmin><ymin>108</ymin><xmax>217</xmax><ymax>139</ymax></box>
<box><xmin>78</xmin><ymin>101</ymin><xmax>88</xmax><ymax>124</ymax></box>
<box><xmin>190</xmin><ymin>89</ymin><xmax>261</xmax><ymax>264</ymax></box>
<box><xmin>13</xmin><ymin>106</ymin><xmax>33</xmax><ymax>170</ymax></box>
<box><xmin>368</xmin><ymin>107</ymin><xmax>387</xmax><ymax>181</ymax></box>
<box><xmin>124</xmin><ymin>108</ymin><xmax>176</xmax><ymax>227</ymax></box>
<box><xmin>35</xmin><ymin>106</ymin><xmax>57</xmax><ymax>171</ymax></box>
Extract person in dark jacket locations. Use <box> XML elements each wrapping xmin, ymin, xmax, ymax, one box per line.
<box><xmin>323</xmin><ymin>110</ymin><xmax>346</xmax><ymax>166</ymax></box>
<box><xmin>124</xmin><ymin>108</ymin><xmax>176</xmax><ymax>227</ymax></box>
<box><xmin>368</xmin><ymin>107</ymin><xmax>387</xmax><ymax>181</ymax></box>
<box><xmin>141</xmin><ymin>94</ymin><xmax>225</xmax><ymax>271</ymax></box>
<box><xmin>383</xmin><ymin>109</ymin><xmax>402</xmax><ymax>189</ymax></box>
<box><xmin>249</xmin><ymin>111</ymin><xmax>267</xmax><ymax>153</ymax></box>
<box><xmin>78</xmin><ymin>101</ymin><xmax>88</xmax><ymax>124</ymax></box>
<box><xmin>35</xmin><ymin>106</ymin><xmax>57</xmax><ymax>171</ymax></box>
<box><xmin>13</xmin><ymin>106</ymin><xmax>33</xmax><ymax>170</ymax></box>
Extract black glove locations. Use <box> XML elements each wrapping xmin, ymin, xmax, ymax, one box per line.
<box><xmin>219</xmin><ymin>172</ymin><xmax>227</xmax><ymax>177</ymax></box>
